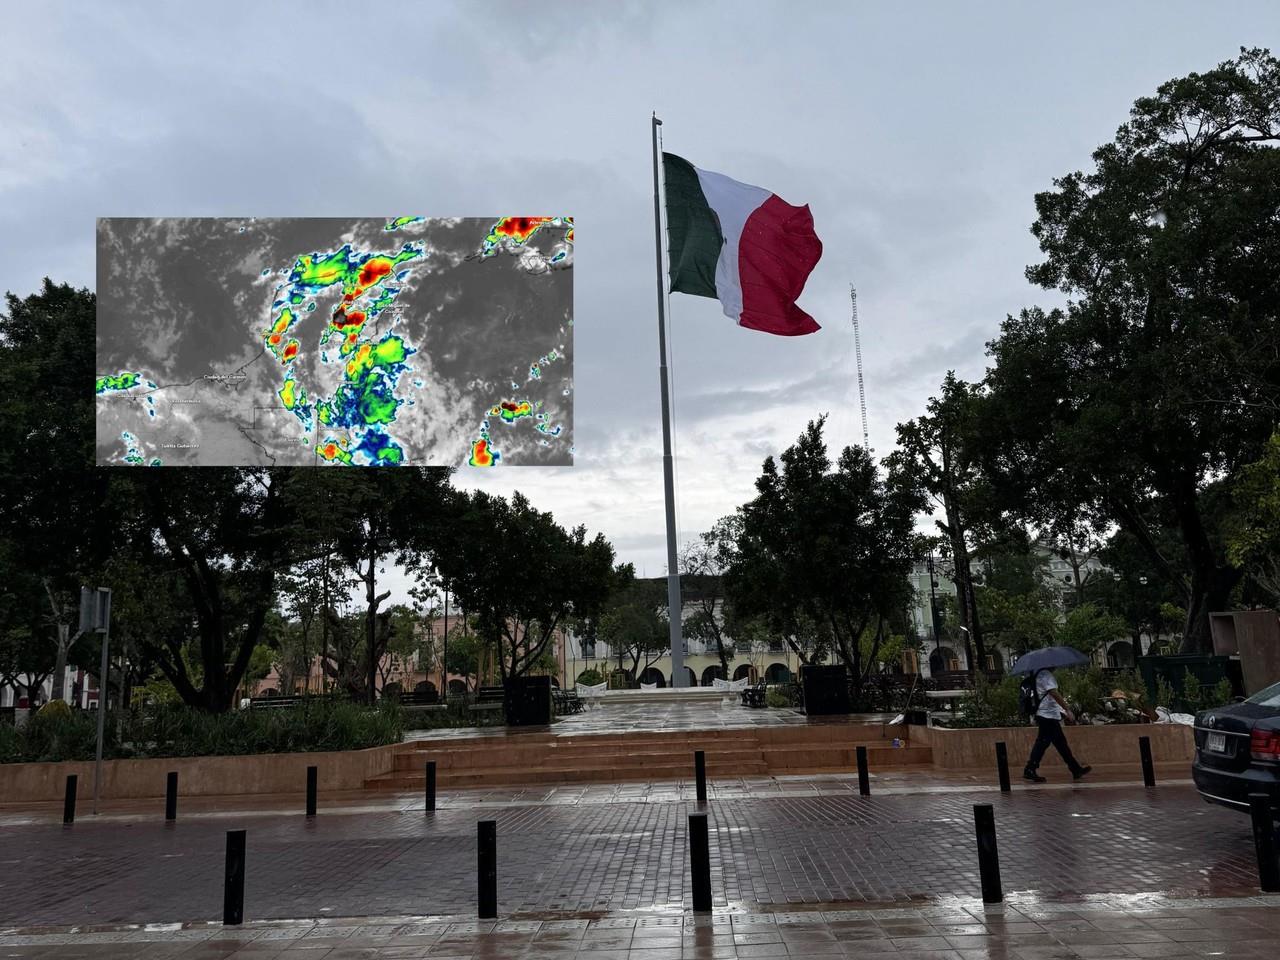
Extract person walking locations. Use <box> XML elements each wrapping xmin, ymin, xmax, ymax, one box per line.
<box><xmin>1023</xmin><ymin>667</ymin><xmax>1092</xmax><ymax>783</ymax></box>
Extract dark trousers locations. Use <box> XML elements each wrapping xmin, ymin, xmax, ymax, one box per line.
<box><xmin>1026</xmin><ymin>716</ymin><xmax>1084</xmax><ymax>775</ymax></box>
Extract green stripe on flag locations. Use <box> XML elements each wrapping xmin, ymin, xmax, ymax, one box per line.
<box><xmin>662</xmin><ymin>153</ymin><xmax>722</xmax><ymax>299</ymax></box>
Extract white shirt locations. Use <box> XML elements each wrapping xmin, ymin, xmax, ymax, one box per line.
<box><xmin>1035</xmin><ymin>670</ymin><xmax>1062</xmax><ymax>720</ymax></box>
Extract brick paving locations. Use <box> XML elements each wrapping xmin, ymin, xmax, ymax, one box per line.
<box><xmin>0</xmin><ymin>782</ymin><xmax>1269</xmax><ymax>928</ymax></box>
<box><xmin>3</xmin><ymin>896</ymin><xmax>1280</xmax><ymax>958</ymax></box>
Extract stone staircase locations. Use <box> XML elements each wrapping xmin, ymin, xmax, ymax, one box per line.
<box><xmin>363</xmin><ymin>723</ymin><xmax>931</xmax><ymax>791</ymax></box>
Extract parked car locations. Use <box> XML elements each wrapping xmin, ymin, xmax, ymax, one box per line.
<box><xmin>1192</xmin><ymin>679</ymin><xmax>1280</xmax><ymax>820</ymax></box>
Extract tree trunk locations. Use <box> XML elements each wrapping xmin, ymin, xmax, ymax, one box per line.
<box><xmin>1180</xmin><ymin>564</ymin><xmax>1242</xmax><ymax>654</ymax></box>
<box><xmin>51</xmin><ymin>624</ymin><xmax>70</xmax><ymax>702</ymax></box>
<box><xmin>1170</xmin><ymin>472</ymin><xmax>1243</xmax><ymax>654</ymax></box>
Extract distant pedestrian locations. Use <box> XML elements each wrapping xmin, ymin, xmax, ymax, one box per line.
<box><xmin>1021</xmin><ymin>667</ymin><xmax>1092</xmax><ymax>783</ymax></box>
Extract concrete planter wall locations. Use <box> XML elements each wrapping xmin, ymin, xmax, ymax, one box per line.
<box><xmin>913</xmin><ymin>722</ymin><xmax>1195</xmax><ymax>772</ymax></box>
<box><xmin>0</xmin><ymin>742</ymin><xmax>400</xmax><ymax>804</ymax></box>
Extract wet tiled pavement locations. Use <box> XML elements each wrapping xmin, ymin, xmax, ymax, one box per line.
<box><xmin>4</xmin><ymin>895</ymin><xmax>1280</xmax><ymax>958</ymax></box>
<box><xmin>406</xmin><ymin>697</ymin><xmax>898</xmax><ymax>740</ymax></box>
<box><xmin>0</xmin><ymin>780</ymin><xmax>1268</xmax><ymax>928</ymax></box>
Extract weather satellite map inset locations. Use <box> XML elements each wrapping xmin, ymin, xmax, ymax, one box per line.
<box><xmin>96</xmin><ymin>217</ymin><xmax>573</xmax><ymax>466</ymax></box>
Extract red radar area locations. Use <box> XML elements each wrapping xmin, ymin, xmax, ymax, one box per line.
<box><xmin>494</xmin><ymin>217</ymin><xmax>554</xmax><ymax>242</ymax></box>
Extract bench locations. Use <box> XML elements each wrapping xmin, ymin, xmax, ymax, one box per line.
<box><xmin>393</xmin><ymin>690</ymin><xmax>439</xmax><ymax>706</ymax></box>
<box><xmin>740</xmin><ymin>682</ymin><xmax>768</xmax><ymax>708</ymax></box>
<box><xmin>248</xmin><ymin>695</ymin><xmax>307</xmax><ymax>710</ymax></box>
<box><xmin>469</xmin><ymin>686</ymin><xmax>506</xmax><ymax>712</ymax></box>
<box><xmin>553</xmin><ymin>689</ymin><xmax>584</xmax><ymax>716</ymax></box>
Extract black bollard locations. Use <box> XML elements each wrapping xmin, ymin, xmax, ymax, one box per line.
<box><xmin>1139</xmin><ymin>736</ymin><xmax>1156</xmax><ymax>787</ymax></box>
<box><xmin>694</xmin><ymin>750</ymin><xmax>707</xmax><ymax>806</ymax></box>
<box><xmin>973</xmin><ymin>804</ymin><xmax>1003</xmax><ymax>904</ymax></box>
<box><xmin>425</xmin><ymin>761</ymin><xmax>437</xmax><ymax>813</ymax></box>
<box><xmin>856</xmin><ymin>745</ymin><xmax>870</xmax><ymax>796</ymax></box>
<box><xmin>165</xmin><ymin>771</ymin><xmax>178</xmax><ymax>822</ymax></box>
<box><xmin>995</xmin><ymin>742</ymin><xmax>1011</xmax><ymax>794</ymax></box>
<box><xmin>223</xmin><ymin>830</ymin><xmax>246</xmax><ymax>925</ymax></box>
<box><xmin>688</xmin><ymin>812</ymin><xmax>712</xmax><ymax>912</ymax></box>
<box><xmin>1249</xmin><ymin>793</ymin><xmax>1280</xmax><ymax>893</ymax></box>
<box><xmin>478</xmin><ymin>820</ymin><xmax>497</xmax><ymax>919</ymax></box>
<box><xmin>63</xmin><ymin>774</ymin><xmax>77</xmax><ymax>825</ymax></box>
<box><xmin>306</xmin><ymin>765</ymin><xmax>317</xmax><ymax>817</ymax></box>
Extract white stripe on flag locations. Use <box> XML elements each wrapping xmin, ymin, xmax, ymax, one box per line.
<box><xmin>692</xmin><ymin>165</ymin><xmax>770</xmax><ymax>323</ymax></box>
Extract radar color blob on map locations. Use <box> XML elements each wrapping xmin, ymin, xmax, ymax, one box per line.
<box><xmin>490</xmin><ymin>400</ymin><xmax>533</xmax><ymax>424</ymax></box>
<box><xmin>96</xmin><ymin>372</ymin><xmax>141</xmax><ymax>393</ymax></box>
<box><xmin>316</xmin><ymin>439</ymin><xmax>353</xmax><ymax>464</ymax></box>
<box><xmin>469</xmin><ymin>438</ymin><xmax>497</xmax><ymax>467</ymax></box>
<box><xmin>480</xmin><ymin>217</ymin><xmax>573</xmax><ymax>258</ymax></box>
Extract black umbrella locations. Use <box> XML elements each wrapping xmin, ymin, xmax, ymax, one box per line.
<box><xmin>1010</xmin><ymin>645</ymin><xmax>1091</xmax><ymax>676</ymax></box>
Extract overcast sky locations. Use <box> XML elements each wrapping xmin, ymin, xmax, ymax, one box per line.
<box><xmin>5</xmin><ymin>0</ymin><xmax>1277</xmax><ymax>592</ymax></box>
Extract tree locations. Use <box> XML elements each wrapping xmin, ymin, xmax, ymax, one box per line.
<box><xmin>679</xmin><ymin>518</ymin><xmax>740</xmax><ymax>678</ymax></box>
<box><xmin>0</xmin><ymin>280</ymin><xmax>109</xmax><ymax>703</ymax></box>
<box><xmin>1227</xmin><ymin>430</ymin><xmax>1280</xmax><ymax>602</ymax></box>
<box><xmin>979</xmin><ymin>49</ymin><xmax>1280</xmax><ymax>651</ymax></box>
<box><xmin>1056</xmin><ymin>603</ymin><xmax>1129</xmax><ymax>656</ymax></box>
<box><xmin>277</xmin><ymin>551</ymin><xmax>349</xmax><ymax>694</ymax></box>
<box><xmin>443</xmin><ymin>626</ymin><xmax>484</xmax><ymax>691</ymax></box>
<box><xmin>284</xmin><ymin>469</ymin><xmax>455</xmax><ymax>704</ymax></box>
<box><xmin>597</xmin><ymin>580</ymin><xmax>669</xmax><ymax>681</ymax></box>
<box><xmin>726</xmin><ymin>417</ymin><xmax>924</xmax><ymax>698</ymax></box>
<box><xmin>436</xmin><ymin>490</ymin><xmax>623</xmax><ymax>681</ymax></box>
<box><xmin>108</xmin><ymin>469</ymin><xmax>295</xmax><ymax>713</ymax></box>
<box><xmin>889</xmin><ymin>372</ymin><xmax>989</xmax><ymax>670</ymax></box>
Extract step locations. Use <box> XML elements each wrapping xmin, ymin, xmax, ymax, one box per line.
<box><xmin>365</xmin><ymin>760</ymin><xmax>773</xmax><ymax>790</ymax></box>
<box><xmin>391</xmin><ymin>744</ymin><xmax>770</xmax><ymax>771</ymax></box>
<box><xmin>762</xmin><ymin>745</ymin><xmax>932</xmax><ymax>769</ymax></box>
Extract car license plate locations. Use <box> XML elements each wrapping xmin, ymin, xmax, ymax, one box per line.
<box><xmin>1206</xmin><ymin>732</ymin><xmax>1227</xmax><ymax>753</ymax></box>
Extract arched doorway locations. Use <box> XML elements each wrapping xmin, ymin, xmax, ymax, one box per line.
<box><xmin>638</xmin><ymin>667</ymin><xmax>666</xmax><ymax>687</ymax></box>
<box><xmin>414</xmin><ymin>680</ymin><xmax>437</xmax><ymax>696</ymax></box>
<box><xmin>764</xmin><ymin>663</ymin><xmax>791</xmax><ymax>684</ymax></box>
<box><xmin>447</xmin><ymin>678</ymin><xmax>467</xmax><ymax>695</ymax></box>
<box><xmin>382</xmin><ymin>682</ymin><xmax>403</xmax><ymax>699</ymax></box>
<box><xmin>701</xmin><ymin>664</ymin><xmax>726</xmax><ymax>686</ymax></box>
<box><xmin>681</xmin><ymin>667</ymin><xmax>696</xmax><ymax>687</ymax></box>
<box><xmin>1106</xmin><ymin>640</ymin><xmax>1135</xmax><ymax>668</ymax></box>
<box><xmin>732</xmin><ymin>663</ymin><xmax>756</xmax><ymax>682</ymax></box>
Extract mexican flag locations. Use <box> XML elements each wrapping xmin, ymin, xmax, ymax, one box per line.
<box><xmin>663</xmin><ymin>152</ymin><xmax>823</xmax><ymax>336</ymax></box>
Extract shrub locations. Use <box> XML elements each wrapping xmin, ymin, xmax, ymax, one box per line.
<box><xmin>0</xmin><ymin>722</ymin><xmax>19</xmax><ymax>764</ymax></box>
<box><xmin>948</xmin><ymin>674</ymin><xmax>1023</xmax><ymax>728</ymax></box>
<box><xmin>1210</xmin><ymin>676</ymin><xmax>1235</xmax><ymax>707</ymax></box>
<box><xmin>14</xmin><ymin>708</ymin><xmax>105</xmax><ymax>762</ymax></box>
<box><xmin>575</xmin><ymin>668</ymin><xmax>604</xmax><ymax>687</ymax></box>
<box><xmin>37</xmin><ymin>700</ymin><xmax>72</xmax><ymax>721</ymax></box>
<box><xmin>765</xmin><ymin>688</ymin><xmax>792</xmax><ymax>708</ymax></box>
<box><xmin>1</xmin><ymin>699</ymin><xmax>404</xmax><ymax>763</ymax></box>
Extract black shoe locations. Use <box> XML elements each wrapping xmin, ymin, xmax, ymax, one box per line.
<box><xmin>1073</xmin><ymin>765</ymin><xmax>1092</xmax><ymax>781</ymax></box>
<box><xmin>1023</xmin><ymin>770</ymin><xmax>1046</xmax><ymax>783</ymax></box>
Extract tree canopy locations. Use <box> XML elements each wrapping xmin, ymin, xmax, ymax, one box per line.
<box><xmin>976</xmin><ymin>48</ymin><xmax>1280</xmax><ymax>651</ymax></box>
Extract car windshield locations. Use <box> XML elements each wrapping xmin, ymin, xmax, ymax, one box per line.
<box><xmin>1245</xmin><ymin>680</ymin><xmax>1280</xmax><ymax>708</ymax></box>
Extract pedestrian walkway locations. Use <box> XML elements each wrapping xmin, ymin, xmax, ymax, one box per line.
<box><xmin>5</xmin><ymin>895</ymin><xmax>1280</xmax><ymax>958</ymax></box>
<box><xmin>0</xmin><ymin>781</ymin><xmax>1264</xmax><ymax>926</ymax></box>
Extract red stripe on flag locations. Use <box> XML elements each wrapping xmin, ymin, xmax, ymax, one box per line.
<box><xmin>736</xmin><ymin>195</ymin><xmax>822</xmax><ymax>336</ymax></box>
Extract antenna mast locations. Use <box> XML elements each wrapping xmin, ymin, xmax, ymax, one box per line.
<box><xmin>850</xmin><ymin>283</ymin><xmax>869</xmax><ymax>451</ymax></box>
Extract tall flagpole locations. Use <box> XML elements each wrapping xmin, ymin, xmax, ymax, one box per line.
<box><xmin>651</xmin><ymin>112</ymin><xmax>686</xmax><ymax>688</ymax></box>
